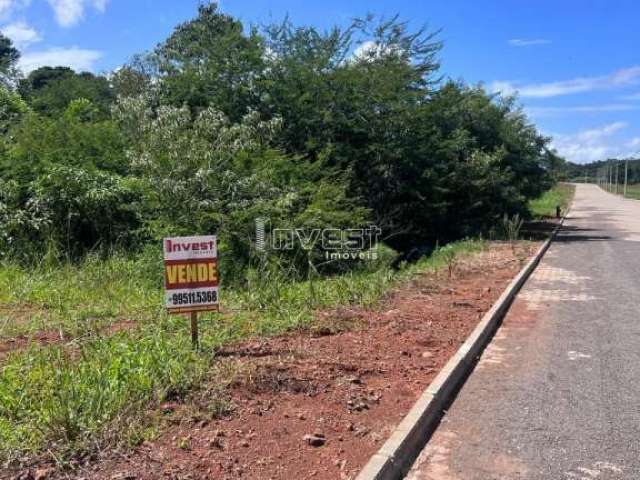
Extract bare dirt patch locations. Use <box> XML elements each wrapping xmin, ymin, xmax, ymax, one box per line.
<box><xmin>6</xmin><ymin>242</ymin><xmax>539</xmax><ymax>480</ymax></box>
<box><xmin>0</xmin><ymin>330</ymin><xmax>61</xmax><ymax>359</ymax></box>
<box><xmin>0</xmin><ymin>318</ymin><xmax>138</xmax><ymax>361</ymax></box>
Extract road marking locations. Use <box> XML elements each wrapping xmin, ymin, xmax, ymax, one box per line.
<box><xmin>567</xmin><ymin>351</ymin><xmax>592</xmax><ymax>361</ymax></box>
<box><xmin>515</xmin><ymin>262</ymin><xmax>597</xmax><ymax>310</ymax></box>
<box><xmin>406</xmin><ymin>430</ymin><xmax>460</xmax><ymax>480</ymax></box>
<box><xmin>564</xmin><ymin>461</ymin><xmax>624</xmax><ymax>479</ymax></box>
<box><xmin>519</xmin><ymin>289</ymin><xmax>598</xmax><ymax>309</ymax></box>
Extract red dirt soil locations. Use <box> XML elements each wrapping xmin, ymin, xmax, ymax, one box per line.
<box><xmin>8</xmin><ymin>242</ymin><xmax>539</xmax><ymax>480</ymax></box>
<box><xmin>0</xmin><ymin>319</ymin><xmax>138</xmax><ymax>360</ymax></box>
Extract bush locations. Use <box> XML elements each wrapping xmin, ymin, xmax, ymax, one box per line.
<box><xmin>0</xmin><ymin>3</ymin><xmax>565</xmax><ymax>274</ymax></box>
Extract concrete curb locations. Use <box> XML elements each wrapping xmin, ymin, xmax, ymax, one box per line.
<box><xmin>355</xmin><ymin>220</ymin><xmax>566</xmax><ymax>480</ymax></box>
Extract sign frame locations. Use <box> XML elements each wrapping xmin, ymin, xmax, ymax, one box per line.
<box><xmin>163</xmin><ymin>235</ymin><xmax>220</xmax><ymax>346</ymax></box>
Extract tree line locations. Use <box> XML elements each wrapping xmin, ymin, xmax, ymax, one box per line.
<box><xmin>566</xmin><ymin>158</ymin><xmax>640</xmax><ymax>185</ymax></box>
<box><xmin>0</xmin><ymin>3</ymin><xmax>565</xmax><ymax>283</ymax></box>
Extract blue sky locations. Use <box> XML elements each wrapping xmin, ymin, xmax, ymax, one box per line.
<box><xmin>2</xmin><ymin>0</ymin><xmax>640</xmax><ymax>164</ymax></box>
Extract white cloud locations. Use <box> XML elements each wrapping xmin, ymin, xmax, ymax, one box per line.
<box><xmin>627</xmin><ymin>137</ymin><xmax>640</xmax><ymax>149</ymax></box>
<box><xmin>47</xmin><ymin>0</ymin><xmax>83</xmax><ymax>27</ymax></box>
<box><xmin>18</xmin><ymin>46</ymin><xmax>102</xmax><ymax>73</ymax></box>
<box><xmin>0</xmin><ymin>0</ymin><xmax>11</xmax><ymax>18</ymax></box>
<box><xmin>353</xmin><ymin>41</ymin><xmax>377</xmax><ymax>59</ymax></box>
<box><xmin>351</xmin><ymin>40</ymin><xmax>403</xmax><ymax>62</ymax></box>
<box><xmin>508</xmin><ymin>38</ymin><xmax>551</xmax><ymax>47</ymax></box>
<box><xmin>551</xmin><ymin>122</ymin><xmax>631</xmax><ymax>163</ymax></box>
<box><xmin>1</xmin><ymin>20</ymin><xmax>40</xmax><ymax>48</ymax></box>
<box><xmin>491</xmin><ymin>65</ymin><xmax>640</xmax><ymax>98</ymax></box>
<box><xmin>526</xmin><ymin>104</ymin><xmax>640</xmax><ymax>118</ymax></box>
<box><xmin>46</xmin><ymin>0</ymin><xmax>109</xmax><ymax>27</ymax></box>
<box><xmin>91</xmin><ymin>0</ymin><xmax>107</xmax><ymax>12</ymax></box>
<box><xmin>0</xmin><ymin>0</ymin><xmax>30</xmax><ymax>20</ymax></box>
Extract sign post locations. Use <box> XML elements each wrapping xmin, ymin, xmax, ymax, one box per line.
<box><xmin>190</xmin><ymin>311</ymin><xmax>199</xmax><ymax>347</ymax></box>
<box><xmin>164</xmin><ymin>235</ymin><xmax>219</xmax><ymax>348</ymax></box>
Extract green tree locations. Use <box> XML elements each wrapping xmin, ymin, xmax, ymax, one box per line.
<box><xmin>150</xmin><ymin>3</ymin><xmax>265</xmax><ymax>121</ymax></box>
<box><xmin>18</xmin><ymin>67</ymin><xmax>114</xmax><ymax>117</ymax></box>
<box><xmin>258</xmin><ymin>16</ymin><xmax>444</xmax><ymax>252</ymax></box>
<box><xmin>0</xmin><ymin>99</ymin><xmax>137</xmax><ymax>259</ymax></box>
<box><xmin>0</xmin><ymin>5</ymin><xmax>565</xmax><ymax>267</ymax></box>
<box><xmin>383</xmin><ymin>81</ymin><xmax>553</xmax><ymax>251</ymax></box>
<box><xmin>0</xmin><ymin>85</ymin><xmax>28</xmax><ymax>134</ymax></box>
<box><xmin>114</xmin><ymin>95</ymin><xmax>368</xmax><ymax>282</ymax></box>
<box><xmin>1</xmin><ymin>99</ymin><xmax>127</xmax><ymax>185</ymax></box>
<box><xmin>0</xmin><ymin>33</ymin><xmax>20</xmax><ymax>87</ymax></box>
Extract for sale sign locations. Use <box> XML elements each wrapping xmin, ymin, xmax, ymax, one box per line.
<box><xmin>164</xmin><ymin>236</ymin><xmax>219</xmax><ymax>314</ymax></box>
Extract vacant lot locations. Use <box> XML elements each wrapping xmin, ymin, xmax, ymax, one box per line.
<box><xmin>0</xmin><ymin>180</ymin><xmax>575</xmax><ymax>479</ymax></box>
<box><xmin>1</xmin><ymin>241</ymin><xmax>488</xmax><ymax>470</ymax></box>
<box><xmin>1</xmin><ymin>240</ymin><xmax>540</xmax><ymax>480</ymax></box>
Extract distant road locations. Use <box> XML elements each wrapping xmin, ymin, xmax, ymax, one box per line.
<box><xmin>407</xmin><ymin>184</ymin><xmax>640</xmax><ymax>479</ymax></box>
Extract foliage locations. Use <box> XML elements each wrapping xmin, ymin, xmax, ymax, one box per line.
<box><xmin>528</xmin><ymin>183</ymin><xmax>575</xmax><ymax>219</ymax></box>
<box><xmin>0</xmin><ymin>33</ymin><xmax>20</xmax><ymax>87</ymax></box>
<box><xmin>18</xmin><ymin>67</ymin><xmax>115</xmax><ymax>117</ymax></box>
<box><xmin>114</xmin><ymin>95</ymin><xmax>368</xmax><ymax>282</ymax></box>
<box><xmin>500</xmin><ymin>213</ymin><xmax>524</xmax><ymax>242</ymax></box>
<box><xmin>0</xmin><ymin>85</ymin><xmax>28</xmax><ymax>134</ymax></box>
<box><xmin>566</xmin><ymin>158</ymin><xmax>640</xmax><ymax>185</ymax></box>
<box><xmin>0</xmin><ymin>98</ymin><xmax>137</xmax><ymax>259</ymax></box>
<box><xmin>151</xmin><ymin>4</ymin><xmax>265</xmax><ymax>121</ymax></box>
<box><xmin>0</xmin><ymin>1</ymin><xmax>564</xmax><ymax>271</ymax></box>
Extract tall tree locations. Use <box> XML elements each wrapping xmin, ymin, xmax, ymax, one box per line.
<box><xmin>0</xmin><ymin>33</ymin><xmax>20</xmax><ymax>87</ymax></box>
<box><xmin>19</xmin><ymin>67</ymin><xmax>114</xmax><ymax>117</ymax></box>
<box><xmin>151</xmin><ymin>3</ymin><xmax>265</xmax><ymax>121</ymax></box>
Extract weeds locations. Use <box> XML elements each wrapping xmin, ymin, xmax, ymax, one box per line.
<box><xmin>437</xmin><ymin>245</ymin><xmax>458</xmax><ymax>278</ymax></box>
<box><xmin>528</xmin><ymin>183</ymin><xmax>575</xmax><ymax>219</ymax></box>
<box><xmin>501</xmin><ymin>213</ymin><xmax>524</xmax><ymax>242</ymax></box>
<box><xmin>0</xmin><ymin>324</ymin><xmax>207</xmax><ymax>461</ymax></box>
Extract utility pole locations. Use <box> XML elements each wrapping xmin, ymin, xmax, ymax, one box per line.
<box><xmin>616</xmin><ymin>160</ymin><xmax>620</xmax><ymax>194</ymax></box>
<box><xmin>609</xmin><ymin>161</ymin><xmax>612</xmax><ymax>192</ymax></box>
<box><xmin>624</xmin><ymin>158</ymin><xmax>629</xmax><ymax>197</ymax></box>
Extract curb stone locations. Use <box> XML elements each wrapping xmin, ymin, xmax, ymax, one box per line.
<box><xmin>355</xmin><ymin>215</ymin><xmax>568</xmax><ymax>480</ymax></box>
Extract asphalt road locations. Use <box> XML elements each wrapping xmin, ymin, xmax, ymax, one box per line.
<box><xmin>407</xmin><ymin>184</ymin><xmax>640</xmax><ymax>480</ymax></box>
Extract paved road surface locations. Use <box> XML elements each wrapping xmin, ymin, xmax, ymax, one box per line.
<box><xmin>407</xmin><ymin>184</ymin><xmax>640</xmax><ymax>480</ymax></box>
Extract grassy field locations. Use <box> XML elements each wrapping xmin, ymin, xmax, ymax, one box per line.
<box><xmin>596</xmin><ymin>182</ymin><xmax>640</xmax><ymax>200</ymax></box>
<box><xmin>528</xmin><ymin>182</ymin><xmax>576</xmax><ymax>219</ymax></box>
<box><xmin>622</xmin><ymin>184</ymin><xmax>640</xmax><ymax>200</ymax></box>
<box><xmin>0</xmin><ymin>239</ymin><xmax>487</xmax><ymax>464</ymax></box>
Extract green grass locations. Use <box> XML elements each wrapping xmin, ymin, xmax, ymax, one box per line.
<box><xmin>599</xmin><ymin>182</ymin><xmax>640</xmax><ymax>199</ymax></box>
<box><xmin>0</xmin><ymin>239</ymin><xmax>486</xmax><ymax>464</ymax></box>
<box><xmin>621</xmin><ymin>184</ymin><xmax>640</xmax><ymax>200</ymax></box>
<box><xmin>528</xmin><ymin>182</ymin><xmax>575</xmax><ymax>219</ymax></box>
<box><xmin>0</xmin><ymin>254</ymin><xmax>163</xmax><ymax>339</ymax></box>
